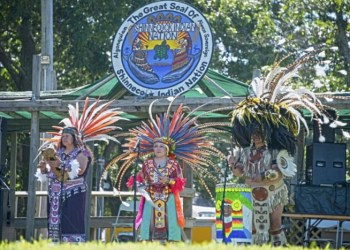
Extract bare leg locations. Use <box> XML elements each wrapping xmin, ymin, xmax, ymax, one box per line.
<box><xmin>270</xmin><ymin>204</ymin><xmax>283</xmax><ymax>231</ymax></box>
<box><xmin>269</xmin><ymin>204</ymin><xmax>287</xmax><ymax>246</ymax></box>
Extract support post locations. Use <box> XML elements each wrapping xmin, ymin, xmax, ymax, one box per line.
<box><xmin>25</xmin><ymin>55</ymin><xmax>41</xmax><ymax>241</ymax></box>
<box><xmin>41</xmin><ymin>0</ymin><xmax>55</xmax><ymax>90</ymax></box>
<box><xmin>2</xmin><ymin>133</ymin><xmax>17</xmax><ymax>240</ymax></box>
<box><xmin>183</xmin><ymin>164</ymin><xmax>193</xmax><ymax>242</ymax></box>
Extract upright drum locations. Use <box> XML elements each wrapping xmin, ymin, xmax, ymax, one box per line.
<box><xmin>215</xmin><ymin>183</ymin><xmax>252</xmax><ymax>244</ymax></box>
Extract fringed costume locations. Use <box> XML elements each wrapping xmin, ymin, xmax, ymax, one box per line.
<box><xmin>229</xmin><ymin>50</ymin><xmax>346</xmax><ymax>246</ymax></box>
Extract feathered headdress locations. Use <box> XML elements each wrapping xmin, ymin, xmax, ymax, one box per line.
<box><xmin>231</xmin><ymin>49</ymin><xmax>347</xmax><ymax>155</ymax></box>
<box><xmin>102</xmin><ymin>97</ymin><xmax>231</xmax><ymax>200</ymax></box>
<box><xmin>40</xmin><ymin>97</ymin><xmax>127</xmax><ymax>151</ymax></box>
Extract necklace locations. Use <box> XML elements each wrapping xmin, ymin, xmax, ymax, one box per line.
<box><xmin>154</xmin><ymin>158</ymin><xmax>167</xmax><ymax>168</ymax></box>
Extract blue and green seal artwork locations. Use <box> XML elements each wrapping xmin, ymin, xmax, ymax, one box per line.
<box><xmin>111</xmin><ymin>1</ymin><xmax>213</xmax><ymax>96</ymax></box>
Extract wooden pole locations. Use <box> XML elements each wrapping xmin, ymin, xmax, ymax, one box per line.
<box><xmin>4</xmin><ymin>133</ymin><xmax>17</xmax><ymax>240</ymax></box>
<box><xmin>25</xmin><ymin>55</ymin><xmax>41</xmax><ymax>241</ymax></box>
<box><xmin>35</xmin><ymin>1</ymin><xmax>54</xmax><ymax>239</ymax></box>
<box><xmin>41</xmin><ymin>0</ymin><xmax>55</xmax><ymax>90</ymax></box>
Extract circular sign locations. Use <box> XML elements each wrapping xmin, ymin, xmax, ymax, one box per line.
<box><xmin>111</xmin><ymin>1</ymin><xmax>213</xmax><ymax>97</ymax></box>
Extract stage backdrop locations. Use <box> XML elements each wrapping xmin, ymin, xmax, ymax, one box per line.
<box><xmin>215</xmin><ymin>183</ymin><xmax>252</xmax><ymax>244</ymax></box>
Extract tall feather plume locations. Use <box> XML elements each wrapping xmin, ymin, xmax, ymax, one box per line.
<box><xmin>102</xmin><ymin>98</ymin><xmax>231</xmax><ymax>200</ymax></box>
<box><xmin>229</xmin><ymin>49</ymin><xmax>348</xmax><ymax>152</ymax></box>
<box><xmin>41</xmin><ymin>97</ymin><xmax>127</xmax><ymax>146</ymax></box>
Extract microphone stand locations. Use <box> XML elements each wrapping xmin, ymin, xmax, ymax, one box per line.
<box><xmin>58</xmin><ymin>155</ymin><xmax>67</xmax><ymax>242</ymax></box>
<box><xmin>132</xmin><ymin>142</ymin><xmax>141</xmax><ymax>242</ymax></box>
<box><xmin>220</xmin><ymin>158</ymin><xmax>230</xmax><ymax>244</ymax></box>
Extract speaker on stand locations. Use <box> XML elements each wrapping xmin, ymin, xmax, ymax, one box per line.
<box><xmin>305</xmin><ymin>111</ymin><xmax>347</xmax><ymax>185</ymax></box>
<box><xmin>306</xmin><ymin>142</ymin><xmax>346</xmax><ymax>185</ymax></box>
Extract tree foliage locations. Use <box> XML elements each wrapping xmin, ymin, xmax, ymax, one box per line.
<box><xmin>0</xmin><ymin>0</ymin><xmax>150</xmax><ymax>91</ymax></box>
<box><xmin>1</xmin><ymin>0</ymin><xmax>349</xmax><ymax>92</ymax></box>
<box><xmin>194</xmin><ymin>0</ymin><xmax>350</xmax><ymax>90</ymax></box>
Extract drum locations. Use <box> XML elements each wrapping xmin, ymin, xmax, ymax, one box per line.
<box><xmin>215</xmin><ymin>183</ymin><xmax>252</xmax><ymax>244</ymax></box>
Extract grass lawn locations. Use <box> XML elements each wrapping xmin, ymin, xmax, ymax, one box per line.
<box><xmin>0</xmin><ymin>240</ymin><xmax>330</xmax><ymax>250</ymax></box>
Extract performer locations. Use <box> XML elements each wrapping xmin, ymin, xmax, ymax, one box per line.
<box><xmin>131</xmin><ymin>138</ymin><xmax>185</xmax><ymax>241</ymax></box>
<box><xmin>228</xmin><ymin>129</ymin><xmax>293</xmax><ymax>246</ymax></box>
<box><xmin>105</xmin><ymin>101</ymin><xmax>229</xmax><ymax>242</ymax></box>
<box><xmin>37</xmin><ymin>127</ymin><xmax>91</xmax><ymax>242</ymax></box>
<box><xmin>35</xmin><ymin>98</ymin><xmax>126</xmax><ymax>242</ymax></box>
<box><xmin>227</xmin><ymin>51</ymin><xmax>346</xmax><ymax>246</ymax></box>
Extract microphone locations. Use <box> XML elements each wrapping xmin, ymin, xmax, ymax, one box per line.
<box><xmin>133</xmin><ymin>137</ymin><xmax>141</xmax><ymax>151</ymax></box>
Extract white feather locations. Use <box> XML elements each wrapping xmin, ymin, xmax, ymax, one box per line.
<box><xmin>295</xmin><ymin>88</ymin><xmax>318</xmax><ymax>101</ymax></box>
<box><xmin>322</xmin><ymin>114</ymin><xmax>330</xmax><ymax>124</ymax></box>
<box><xmin>112</xmin><ymin>188</ymin><xmax>132</xmax><ymax>208</ymax></box>
<box><xmin>317</xmin><ymin>118</ymin><xmax>324</xmax><ymax>125</ymax></box>
<box><xmin>84</xmin><ymin>135</ymin><xmax>120</xmax><ymax>144</ymax></box>
<box><xmin>67</xmin><ymin>104</ymin><xmax>78</xmax><ymax>126</ymax></box>
<box><xmin>250</xmin><ymin>77</ymin><xmax>263</xmax><ymax>97</ymax></box>
<box><xmin>60</xmin><ymin>118</ymin><xmax>73</xmax><ymax>127</ymax></box>
<box><xmin>329</xmin><ymin>123</ymin><xmax>337</xmax><ymax>128</ymax></box>
<box><xmin>68</xmin><ymin>159</ymin><xmax>80</xmax><ymax>180</ymax></box>
<box><xmin>80</xmin><ymin>100</ymin><xmax>98</xmax><ymax>127</ymax></box>
<box><xmin>264</xmin><ymin>67</ymin><xmax>286</xmax><ymax>93</ymax></box>
<box><xmin>342</xmin><ymin>130</ymin><xmax>350</xmax><ymax>138</ymax></box>
<box><xmin>284</xmin><ymin>99</ymin><xmax>321</xmax><ymax>117</ymax></box>
<box><xmin>331</xmin><ymin>120</ymin><xmax>347</xmax><ymax>127</ymax></box>
<box><xmin>318</xmin><ymin>135</ymin><xmax>326</xmax><ymax>142</ymax></box>
<box><xmin>270</xmin><ymin>70</ymin><xmax>299</xmax><ymax>102</ymax></box>
<box><xmin>35</xmin><ymin>168</ymin><xmax>48</xmax><ymax>183</ymax></box>
<box><xmin>186</xmin><ymin>96</ymin><xmax>230</xmax><ymax>119</ymax></box>
<box><xmin>82</xmin><ymin>101</ymin><xmax>111</xmax><ymax>131</ymax></box>
<box><xmin>287</xmin><ymin>106</ymin><xmax>310</xmax><ymax>135</ymax></box>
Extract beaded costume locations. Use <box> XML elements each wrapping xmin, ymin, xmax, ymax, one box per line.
<box><xmin>104</xmin><ymin>99</ymin><xmax>229</xmax><ymax>241</ymax></box>
<box><xmin>35</xmin><ymin>98</ymin><xmax>125</xmax><ymax>242</ymax></box>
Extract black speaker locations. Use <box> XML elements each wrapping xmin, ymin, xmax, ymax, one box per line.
<box><xmin>306</xmin><ymin>143</ymin><xmax>346</xmax><ymax>185</ymax></box>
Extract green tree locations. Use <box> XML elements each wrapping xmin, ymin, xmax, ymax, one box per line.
<box><xmin>1</xmin><ymin>0</ymin><xmax>349</xmax><ymax>91</ymax></box>
<box><xmin>195</xmin><ymin>0</ymin><xmax>349</xmax><ymax>90</ymax></box>
<box><xmin>0</xmin><ymin>1</ymin><xmax>40</xmax><ymax>91</ymax></box>
<box><xmin>0</xmin><ymin>0</ymin><xmax>149</xmax><ymax>91</ymax></box>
